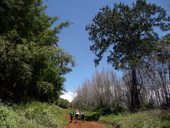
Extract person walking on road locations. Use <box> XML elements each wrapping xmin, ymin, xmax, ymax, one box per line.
<box><xmin>81</xmin><ymin>112</ymin><xmax>85</xmax><ymax>122</ymax></box>
<box><xmin>70</xmin><ymin>112</ymin><xmax>74</xmax><ymax>123</ymax></box>
<box><xmin>75</xmin><ymin>109</ymin><xmax>80</xmax><ymax>123</ymax></box>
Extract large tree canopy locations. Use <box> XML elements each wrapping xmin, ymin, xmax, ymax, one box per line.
<box><xmin>86</xmin><ymin>0</ymin><xmax>170</xmax><ymax>111</ymax></box>
<box><xmin>0</xmin><ymin>0</ymin><xmax>74</xmax><ymax>102</ymax></box>
<box><xmin>0</xmin><ymin>0</ymin><xmax>69</xmax><ymax>45</ymax></box>
<box><xmin>86</xmin><ymin>0</ymin><xmax>170</xmax><ymax>69</ymax></box>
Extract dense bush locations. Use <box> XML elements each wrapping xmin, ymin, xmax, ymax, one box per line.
<box><xmin>0</xmin><ymin>102</ymin><xmax>68</xmax><ymax>128</ymax></box>
<box><xmin>57</xmin><ymin>98</ymin><xmax>70</xmax><ymax>108</ymax></box>
<box><xmin>0</xmin><ymin>103</ymin><xmax>33</xmax><ymax>128</ymax></box>
<box><xmin>85</xmin><ymin>111</ymin><xmax>100</xmax><ymax>121</ymax></box>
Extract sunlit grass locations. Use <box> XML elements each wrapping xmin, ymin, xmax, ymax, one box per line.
<box><xmin>0</xmin><ymin>102</ymin><xmax>68</xmax><ymax>128</ymax></box>
<box><xmin>99</xmin><ymin>110</ymin><xmax>170</xmax><ymax>128</ymax></box>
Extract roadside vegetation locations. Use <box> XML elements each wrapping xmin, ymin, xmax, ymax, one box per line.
<box><xmin>0</xmin><ymin>101</ymin><xmax>67</xmax><ymax>128</ymax></box>
<box><xmin>0</xmin><ymin>0</ymin><xmax>72</xmax><ymax>127</ymax></box>
<box><xmin>99</xmin><ymin>110</ymin><xmax>170</xmax><ymax>128</ymax></box>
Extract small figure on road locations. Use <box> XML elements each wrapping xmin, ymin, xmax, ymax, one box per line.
<box><xmin>75</xmin><ymin>109</ymin><xmax>80</xmax><ymax>123</ymax></box>
<box><xmin>70</xmin><ymin>112</ymin><xmax>74</xmax><ymax>123</ymax></box>
<box><xmin>81</xmin><ymin>112</ymin><xmax>85</xmax><ymax>122</ymax></box>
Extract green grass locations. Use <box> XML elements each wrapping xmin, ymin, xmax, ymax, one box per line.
<box><xmin>99</xmin><ymin>110</ymin><xmax>170</xmax><ymax>128</ymax></box>
<box><xmin>0</xmin><ymin>101</ymin><xmax>68</xmax><ymax>128</ymax></box>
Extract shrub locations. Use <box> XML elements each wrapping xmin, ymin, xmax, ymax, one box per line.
<box><xmin>85</xmin><ymin>111</ymin><xmax>100</xmax><ymax>121</ymax></box>
<box><xmin>0</xmin><ymin>103</ymin><xmax>34</xmax><ymax>128</ymax></box>
<box><xmin>99</xmin><ymin>110</ymin><xmax>170</xmax><ymax>128</ymax></box>
<box><xmin>0</xmin><ymin>101</ymin><xmax>68</xmax><ymax>128</ymax></box>
<box><xmin>57</xmin><ymin>98</ymin><xmax>70</xmax><ymax>108</ymax></box>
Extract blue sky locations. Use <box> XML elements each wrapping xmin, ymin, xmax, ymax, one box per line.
<box><xmin>44</xmin><ymin>0</ymin><xmax>170</xmax><ymax>92</ymax></box>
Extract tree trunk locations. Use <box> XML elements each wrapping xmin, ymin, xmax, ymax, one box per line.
<box><xmin>168</xmin><ymin>60</ymin><xmax>170</xmax><ymax>83</ymax></box>
<box><xmin>131</xmin><ymin>68</ymin><xmax>140</xmax><ymax>112</ymax></box>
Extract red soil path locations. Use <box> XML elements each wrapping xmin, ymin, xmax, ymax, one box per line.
<box><xmin>65</xmin><ymin>111</ymin><xmax>106</xmax><ymax>128</ymax></box>
<box><xmin>65</xmin><ymin>121</ymin><xmax>106</xmax><ymax>128</ymax></box>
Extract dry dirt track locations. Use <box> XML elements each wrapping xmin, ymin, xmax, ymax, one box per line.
<box><xmin>65</xmin><ymin>121</ymin><xmax>106</xmax><ymax>128</ymax></box>
<box><xmin>65</xmin><ymin>111</ymin><xmax>106</xmax><ymax>128</ymax></box>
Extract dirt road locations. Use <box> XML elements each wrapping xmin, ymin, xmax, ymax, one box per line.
<box><xmin>65</xmin><ymin>121</ymin><xmax>105</xmax><ymax>128</ymax></box>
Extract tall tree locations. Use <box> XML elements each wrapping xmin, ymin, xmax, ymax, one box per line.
<box><xmin>86</xmin><ymin>0</ymin><xmax>170</xmax><ymax>111</ymax></box>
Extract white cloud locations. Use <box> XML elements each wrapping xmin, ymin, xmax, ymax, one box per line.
<box><xmin>60</xmin><ymin>91</ymin><xmax>77</xmax><ymax>102</ymax></box>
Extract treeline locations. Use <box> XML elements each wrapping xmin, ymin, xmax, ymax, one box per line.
<box><xmin>72</xmin><ymin>60</ymin><xmax>170</xmax><ymax>113</ymax></box>
<box><xmin>72</xmin><ymin>70</ymin><xmax>124</xmax><ymax>113</ymax></box>
<box><xmin>0</xmin><ymin>0</ymin><xmax>74</xmax><ymax>102</ymax></box>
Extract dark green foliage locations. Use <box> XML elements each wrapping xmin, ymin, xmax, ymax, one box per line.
<box><xmin>96</xmin><ymin>104</ymin><xmax>125</xmax><ymax>116</ymax></box>
<box><xmin>86</xmin><ymin>0</ymin><xmax>169</xmax><ymax>69</ymax></box>
<box><xmin>0</xmin><ymin>0</ymin><xmax>74</xmax><ymax>102</ymax></box>
<box><xmin>0</xmin><ymin>0</ymin><xmax>69</xmax><ymax>45</ymax></box>
<box><xmin>85</xmin><ymin>111</ymin><xmax>100</xmax><ymax>121</ymax></box>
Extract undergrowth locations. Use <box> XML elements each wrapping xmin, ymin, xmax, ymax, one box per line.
<box><xmin>0</xmin><ymin>101</ymin><xmax>67</xmax><ymax>128</ymax></box>
<box><xmin>99</xmin><ymin>110</ymin><xmax>170</xmax><ymax>128</ymax></box>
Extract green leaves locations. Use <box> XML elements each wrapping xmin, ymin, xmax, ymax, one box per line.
<box><xmin>86</xmin><ymin>0</ymin><xmax>170</xmax><ymax>70</ymax></box>
<box><xmin>0</xmin><ymin>0</ymin><xmax>74</xmax><ymax>102</ymax></box>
